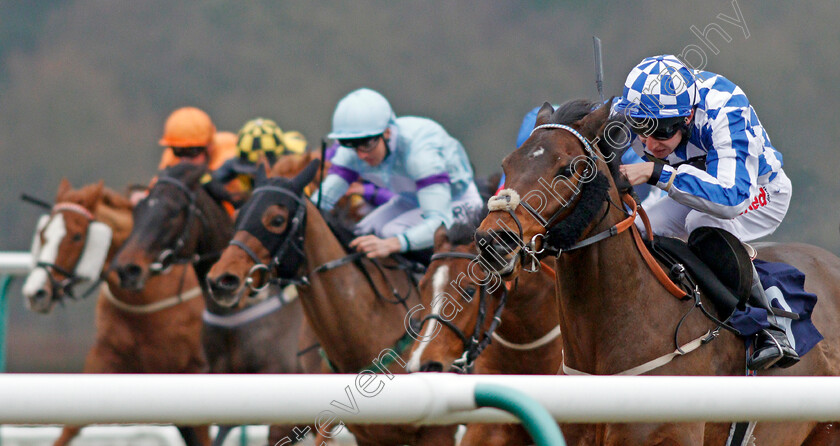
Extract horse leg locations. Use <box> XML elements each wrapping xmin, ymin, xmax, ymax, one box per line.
<box><xmin>177</xmin><ymin>426</ymin><xmax>209</xmax><ymax>446</ymax></box>
<box><xmin>414</xmin><ymin>425</ymin><xmax>458</xmax><ymax>446</ymax></box>
<box><xmin>53</xmin><ymin>426</ymin><xmax>83</xmax><ymax>446</ymax></box>
<box><xmin>459</xmin><ymin>424</ymin><xmax>531</xmax><ymax>446</ymax></box>
<box><xmin>212</xmin><ymin>425</ymin><xmax>237</xmax><ymax>446</ymax></box>
<box><xmin>604</xmin><ymin>422</ymin><xmax>705</xmax><ymax>446</ymax></box>
<box><xmin>268</xmin><ymin>424</ymin><xmax>319</xmax><ymax>445</ymax></box>
<box><xmin>801</xmin><ymin>422</ymin><xmax>840</xmax><ymax>446</ymax></box>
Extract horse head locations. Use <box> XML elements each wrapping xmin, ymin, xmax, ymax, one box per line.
<box><xmin>22</xmin><ymin>179</ymin><xmax>115</xmax><ymax>313</ymax></box>
<box><xmin>113</xmin><ymin>162</ymin><xmax>230</xmax><ymax>291</ymax></box>
<box><xmin>206</xmin><ymin>160</ymin><xmax>319</xmax><ymax>308</ymax></box>
<box><xmin>476</xmin><ymin>99</ymin><xmax>625</xmax><ymax>280</ymax></box>
<box><xmin>407</xmin><ymin>215</ymin><xmax>510</xmax><ymax>373</ymax></box>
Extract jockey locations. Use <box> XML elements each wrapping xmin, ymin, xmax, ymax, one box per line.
<box><xmin>153</xmin><ymin>106</ymin><xmax>236</xmax><ymax>213</ymax></box>
<box><xmin>613</xmin><ymin>55</ymin><xmax>798</xmax><ymax>370</ymax></box>
<box><xmin>213</xmin><ymin>117</ymin><xmax>308</xmax><ymax>203</ymax></box>
<box><xmin>315</xmin><ymin>88</ymin><xmax>482</xmax><ymax>259</ymax></box>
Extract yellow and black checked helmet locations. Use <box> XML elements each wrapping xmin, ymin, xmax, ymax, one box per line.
<box><xmin>236</xmin><ymin>118</ymin><xmax>307</xmax><ymax>166</ymax></box>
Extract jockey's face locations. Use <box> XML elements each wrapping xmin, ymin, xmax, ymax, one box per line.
<box><xmin>637</xmin><ymin>109</ymin><xmax>694</xmax><ymax>159</ymax></box>
<box><xmin>355</xmin><ymin>128</ymin><xmax>390</xmax><ymax>167</ymax></box>
<box><xmin>639</xmin><ymin>130</ymin><xmax>682</xmax><ymax>159</ymax></box>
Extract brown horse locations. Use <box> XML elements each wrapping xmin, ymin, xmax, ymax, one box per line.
<box><xmin>111</xmin><ymin>163</ymin><xmax>320</xmax><ymax>446</ymax></box>
<box><xmin>405</xmin><ymin>219</ymin><xmax>562</xmax><ymax>446</ymax></box>
<box><xmin>205</xmin><ymin>161</ymin><xmax>459</xmax><ymax>446</ymax></box>
<box><xmin>475</xmin><ymin>100</ymin><xmax>840</xmax><ymax>445</ymax></box>
<box><xmin>21</xmin><ymin>179</ymin><xmax>209</xmax><ymax>446</ymax></box>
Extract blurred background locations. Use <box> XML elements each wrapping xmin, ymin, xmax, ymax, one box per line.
<box><xmin>2</xmin><ymin>0</ymin><xmax>838</xmax><ymax>371</ymax></box>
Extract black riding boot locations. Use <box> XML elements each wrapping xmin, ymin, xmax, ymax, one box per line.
<box><xmin>746</xmin><ymin>266</ymin><xmax>800</xmax><ymax>370</ymax></box>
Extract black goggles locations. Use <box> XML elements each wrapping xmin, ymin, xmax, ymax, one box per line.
<box><xmin>630</xmin><ymin>117</ymin><xmax>688</xmax><ymax>140</ymax></box>
<box><xmin>338</xmin><ymin>134</ymin><xmax>382</xmax><ymax>153</ymax></box>
<box><xmin>171</xmin><ymin>146</ymin><xmax>207</xmax><ymax>158</ymax></box>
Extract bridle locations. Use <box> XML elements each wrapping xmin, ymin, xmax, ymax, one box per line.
<box><xmin>34</xmin><ymin>202</ymin><xmax>104</xmax><ymax>301</ymax></box>
<box><xmin>145</xmin><ymin>176</ymin><xmax>213</xmax><ymax>274</ymax></box>
<box><xmin>225</xmin><ymin>183</ymin><xmax>417</xmax><ymax>310</ymax></box>
<box><xmin>418</xmin><ymin>251</ymin><xmax>508</xmax><ymax>373</ymax></box>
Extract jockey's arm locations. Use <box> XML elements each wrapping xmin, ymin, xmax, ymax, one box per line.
<box><xmin>653</xmin><ymin>111</ymin><xmax>756</xmax><ymax>219</ymax></box>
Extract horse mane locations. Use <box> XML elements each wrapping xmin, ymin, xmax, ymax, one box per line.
<box><xmin>551</xmin><ymin>98</ymin><xmax>633</xmax><ymax>195</ymax></box>
<box><xmin>101</xmin><ymin>187</ymin><xmax>134</xmax><ymax>211</ymax></box>
<box><xmin>447</xmin><ymin>206</ymin><xmax>489</xmax><ymax>247</ymax></box>
<box><xmin>542</xmin><ymin>99</ymin><xmax>617</xmax><ymax>250</ymax></box>
<box><xmin>318</xmin><ymin>206</ymin><xmax>357</xmax><ymax>250</ymax></box>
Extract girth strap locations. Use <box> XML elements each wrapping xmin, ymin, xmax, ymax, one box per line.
<box><xmin>561</xmin><ymin>329</ymin><xmax>715</xmax><ymax>376</ymax></box>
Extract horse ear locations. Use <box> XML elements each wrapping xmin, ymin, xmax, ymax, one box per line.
<box><xmin>433</xmin><ymin>225</ymin><xmax>450</xmax><ymax>251</ymax></box>
<box><xmin>254</xmin><ymin>160</ymin><xmax>269</xmax><ymax>185</ymax></box>
<box><xmin>86</xmin><ymin>180</ymin><xmax>105</xmax><ymax>211</ymax></box>
<box><xmin>535</xmin><ymin>102</ymin><xmax>555</xmax><ymax>127</ymax></box>
<box><xmin>291</xmin><ymin>159</ymin><xmax>320</xmax><ymax>194</ymax></box>
<box><xmin>182</xmin><ymin>163</ymin><xmax>208</xmax><ymax>188</ymax></box>
<box><xmin>57</xmin><ymin>177</ymin><xmax>72</xmax><ymax>198</ymax></box>
<box><xmin>574</xmin><ymin>98</ymin><xmax>613</xmax><ymax>139</ymax></box>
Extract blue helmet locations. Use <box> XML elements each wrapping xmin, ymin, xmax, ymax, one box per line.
<box><xmin>328</xmin><ymin>88</ymin><xmax>396</xmax><ymax>140</ymax></box>
<box><xmin>614</xmin><ymin>55</ymin><xmax>698</xmax><ymax>119</ymax></box>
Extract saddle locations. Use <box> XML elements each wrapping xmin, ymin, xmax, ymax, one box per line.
<box><xmin>646</xmin><ymin>226</ymin><xmax>754</xmax><ymax>322</ymax></box>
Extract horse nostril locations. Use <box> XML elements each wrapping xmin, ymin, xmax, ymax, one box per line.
<box><xmin>34</xmin><ymin>289</ymin><xmax>50</xmax><ymax>301</ymax></box>
<box><xmin>419</xmin><ymin>361</ymin><xmax>444</xmax><ymax>373</ymax></box>
<box><xmin>213</xmin><ymin>273</ymin><xmax>241</xmax><ymax>293</ymax></box>
<box><xmin>118</xmin><ymin>264</ymin><xmax>143</xmax><ymax>287</ymax></box>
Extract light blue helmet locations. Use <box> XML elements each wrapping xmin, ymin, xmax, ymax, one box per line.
<box><xmin>614</xmin><ymin>55</ymin><xmax>698</xmax><ymax>119</ymax></box>
<box><xmin>328</xmin><ymin>88</ymin><xmax>396</xmax><ymax>139</ymax></box>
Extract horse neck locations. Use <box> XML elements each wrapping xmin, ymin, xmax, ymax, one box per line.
<box><xmin>497</xmin><ymin>266</ymin><xmax>559</xmax><ymax>342</ymax></box>
<box><xmin>194</xmin><ymin>192</ymin><xmax>233</xmax><ymax>258</ymax></box>
<box><xmin>554</xmin><ymin>187</ymin><xmax>669</xmax><ymax>373</ymax></box>
<box><xmin>300</xmin><ymin>201</ymin><xmax>411</xmax><ymax>371</ymax></box>
<box><xmin>93</xmin><ymin>198</ymin><xmax>132</xmax><ymax>265</ymax></box>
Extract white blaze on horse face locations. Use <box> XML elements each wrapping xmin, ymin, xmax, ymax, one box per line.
<box><xmin>529</xmin><ymin>146</ymin><xmax>545</xmax><ymax>159</ymax></box>
<box><xmin>407</xmin><ymin>265</ymin><xmax>450</xmax><ymax>372</ymax></box>
<box><xmin>22</xmin><ymin>214</ymin><xmax>67</xmax><ymax>299</ymax></box>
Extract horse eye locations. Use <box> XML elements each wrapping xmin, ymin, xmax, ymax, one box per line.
<box><xmin>71</xmin><ymin>233</ymin><xmax>83</xmax><ymax>242</ymax></box>
<box><xmin>270</xmin><ymin>215</ymin><xmax>286</xmax><ymax>227</ymax></box>
<box><xmin>465</xmin><ymin>286</ymin><xmax>477</xmax><ymax>296</ymax></box>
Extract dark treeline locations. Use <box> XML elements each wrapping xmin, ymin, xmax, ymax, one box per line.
<box><xmin>2</xmin><ymin>1</ymin><xmax>839</xmax><ymax>370</ymax></box>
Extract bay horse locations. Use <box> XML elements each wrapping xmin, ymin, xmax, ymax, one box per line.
<box><xmin>21</xmin><ymin>179</ymin><xmax>209</xmax><ymax>446</ymax></box>
<box><xmin>205</xmin><ymin>161</ymin><xmax>459</xmax><ymax>445</ymax></box>
<box><xmin>406</xmin><ymin>219</ymin><xmax>563</xmax><ymax>446</ymax></box>
<box><xmin>475</xmin><ymin>100</ymin><xmax>840</xmax><ymax>445</ymax></box>
<box><xmin>111</xmin><ymin>162</ymin><xmax>320</xmax><ymax>445</ymax></box>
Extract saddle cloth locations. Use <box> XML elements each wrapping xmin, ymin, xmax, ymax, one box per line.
<box><xmin>729</xmin><ymin>259</ymin><xmax>823</xmax><ymax>358</ymax></box>
<box><xmin>648</xmin><ymin>237</ymin><xmax>823</xmax><ymax>358</ymax></box>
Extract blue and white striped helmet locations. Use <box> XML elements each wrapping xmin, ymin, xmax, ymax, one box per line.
<box><xmin>614</xmin><ymin>55</ymin><xmax>698</xmax><ymax>119</ymax></box>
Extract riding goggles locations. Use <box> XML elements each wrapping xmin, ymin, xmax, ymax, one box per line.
<box><xmin>338</xmin><ymin>134</ymin><xmax>382</xmax><ymax>153</ymax></box>
<box><xmin>629</xmin><ymin>116</ymin><xmax>688</xmax><ymax>140</ymax></box>
<box><xmin>171</xmin><ymin>146</ymin><xmax>207</xmax><ymax>158</ymax></box>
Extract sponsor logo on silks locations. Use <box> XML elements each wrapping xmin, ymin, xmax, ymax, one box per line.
<box><xmin>740</xmin><ymin>187</ymin><xmax>769</xmax><ymax>216</ymax></box>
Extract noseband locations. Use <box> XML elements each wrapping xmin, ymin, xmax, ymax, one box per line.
<box><xmin>34</xmin><ymin>203</ymin><xmax>104</xmax><ymax>301</ymax></box>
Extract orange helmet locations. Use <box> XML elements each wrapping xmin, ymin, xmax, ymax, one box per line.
<box><xmin>158</xmin><ymin>107</ymin><xmax>216</xmax><ymax>148</ymax></box>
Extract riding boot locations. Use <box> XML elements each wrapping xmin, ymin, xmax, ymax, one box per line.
<box><xmin>746</xmin><ymin>265</ymin><xmax>800</xmax><ymax>370</ymax></box>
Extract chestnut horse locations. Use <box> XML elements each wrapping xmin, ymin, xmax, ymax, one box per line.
<box><xmin>406</xmin><ymin>219</ymin><xmax>563</xmax><ymax>446</ymax></box>
<box><xmin>205</xmin><ymin>161</ymin><xmax>459</xmax><ymax>445</ymax></box>
<box><xmin>21</xmin><ymin>179</ymin><xmax>209</xmax><ymax>446</ymax></box>
<box><xmin>111</xmin><ymin>163</ymin><xmax>320</xmax><ymax>445</ymax></box>
<box><xmin>475</xmin><ymin>100</ymin><xmax>840</xmax><ymax>445</ymax></box>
